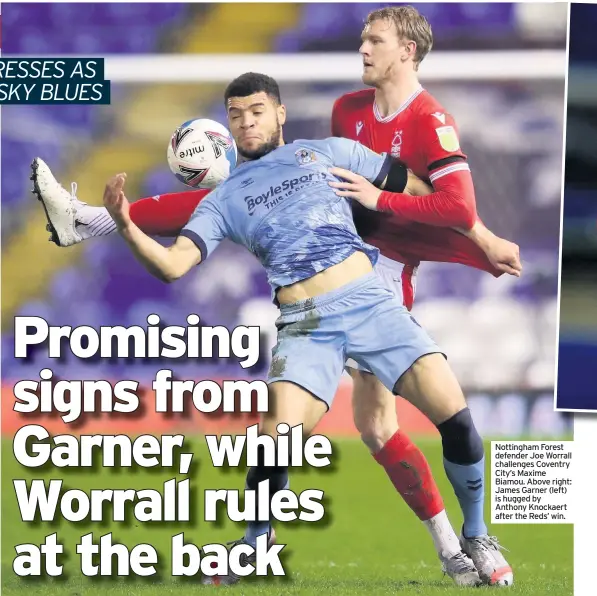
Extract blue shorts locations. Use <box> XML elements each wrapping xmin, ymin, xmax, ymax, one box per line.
<box><xmin>345</xmin><ymin>255</ymin><xmax>417</xmax><ymax>372</ymax></box>
<box><xmin>267</xmin><ymin>271</ymin><xmax>442</xmax><ymax>408</ymax></box>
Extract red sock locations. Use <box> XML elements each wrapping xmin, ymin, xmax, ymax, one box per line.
<box><xmin>129</xmin><ymin>189</ymin><xmax>210</xmax><ymax>237</ymax></box>
<box><xmin>374</xmin><ymin>430</ymin><xmax>445</xmax><ymax>521</ymax></box>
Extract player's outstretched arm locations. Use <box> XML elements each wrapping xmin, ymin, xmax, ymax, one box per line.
<box><xmin>328</xmin><ymin>162</ymin><xmax>476</xmax><ymax>230</ymax></box>
<box><xmin>375</xmin><ymin>172</ymin><xmax>476</xmax><ymax>229</ymax></box>
<box><xmin>335</xmin><ymin>114</ymin><xmax>477</xmax><ymax>229</ymax></box>
<box><xmin>103</xmin><ymin>174</ymin><xmax>202</xmax><ymax>282</ymax></box>
<box><xmin>328</xmin><ymin>164</ymin><xmax>522</xmax><ymax>277</ymax></box>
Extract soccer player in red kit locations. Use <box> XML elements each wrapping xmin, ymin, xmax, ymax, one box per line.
<box><xmin>31</xmin><ymin>9</ymin><xmax>515</xmax><ymax>588</ymax></box>
<box><xmin>328</xmin><ymin>6</ymin><xmax>515</xmax><ymax>587</ymax></box>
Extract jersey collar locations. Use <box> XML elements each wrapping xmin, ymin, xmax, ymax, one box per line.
<box><xmin>373</xmin><ymin>85</ymin><xmax>424</xmax><ymax>123</ymax></box>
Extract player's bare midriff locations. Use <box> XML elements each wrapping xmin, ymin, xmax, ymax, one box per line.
<box><xmin>276</xmin><ymin>251</ymin><xmax>373</xmax><ymax>304</ymax></box>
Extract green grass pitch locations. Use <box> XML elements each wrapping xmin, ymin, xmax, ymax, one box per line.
<box><xmin>2</xmin><ymin>438</ymin><xmax>572</xmax><ymax>595</ymax></box>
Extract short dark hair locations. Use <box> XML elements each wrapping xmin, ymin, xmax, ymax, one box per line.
<box><xmin>224</xmin><ymin>72</ymin><xmax>281</xmax><ymax>105</ymax></box>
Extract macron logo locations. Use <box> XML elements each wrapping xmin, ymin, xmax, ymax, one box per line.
<box><xmin>356</xmin><ymin>121</ymin><xmax>364</xmax><ymax>136</ymax></box>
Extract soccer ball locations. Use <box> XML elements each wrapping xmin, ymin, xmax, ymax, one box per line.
<box><xmin>167</xmin><ymin>118</ymin><xmax>237</xmax><ymax>189</ymax></box>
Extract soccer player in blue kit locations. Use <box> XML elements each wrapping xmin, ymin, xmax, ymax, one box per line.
<box><xmin>102</xmin><ymin>73</ymin><xmax>509</xmax><ymax>587</ymax></box>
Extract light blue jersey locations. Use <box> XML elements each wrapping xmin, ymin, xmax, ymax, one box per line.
<box><xmin>181</xmin><ymin>137</ymin><xmax>441</xmax><ymax>408</ymax></box>
<box><xmin>180</xmin><ymin>137</ymin><xmax>392</xmax><ymax>291</ymax></box>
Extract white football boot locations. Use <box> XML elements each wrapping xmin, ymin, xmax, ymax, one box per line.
<box><xmin>200</xmin><ymin>528</ymin><xmax>277</xmax><ymax>586</ymax></box>
<box><xmin>440</xmin><ymin>550</ymin><xmax>482</xmax><ymax>587</ymax></box>
<box><xmin>460</xmin><ymin>533</ymin><xmax>513</xmax><ymax>586</ymax></box>
<box><xmin>30</xmin><ymin>157</ymin><xmax>86</xmax><ymax>247</ymax></box>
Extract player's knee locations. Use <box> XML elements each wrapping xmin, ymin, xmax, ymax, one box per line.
<box><xmin>352</xmin><ymin>371</ymin><xmax>399</xmax><ymax>453</ymax></box>
<box><xmin>359</xmin><ymin>422</ymin><xmax>398</xmax><ymax>453</ymax></box>
<box><xmin>436</xmin><ymin>407</ymin><xmax>484</xmax><ymax>465</ymax></box>
<box><xmin>354</xmin><ymin>409</ymin><xmax>399</xmax><ymax>453</ymax></box>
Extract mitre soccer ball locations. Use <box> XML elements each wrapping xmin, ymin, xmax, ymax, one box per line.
<box><xmin>167</xmin><ymin>118</ymin><xmax>237</xmax><ymax>189</ymax></box>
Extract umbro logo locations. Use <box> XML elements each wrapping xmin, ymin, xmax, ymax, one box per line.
<box><xmin>356</xmin><ymin>121</ymin><xmax>364</xmax><ymax>136</ymax></box>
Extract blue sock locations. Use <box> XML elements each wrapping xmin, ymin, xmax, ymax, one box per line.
<box><xmin>244</xmin><ymin>477</ymin><xmax>289</xmax><ymax>547</ymax></box>
<box><xmin>437</xmin><ymin>408</ymin><xmax>487</xmax><ymax>538</ymax></box>
<box><xmin>245</xmin><ymin>519</ymin><xmax>271</xmax><ymax>547</ymax></box>
<box><xmin>443</xmin><ymin>457</ymin><xmax>487</xmax><ymax>538</ymax></box>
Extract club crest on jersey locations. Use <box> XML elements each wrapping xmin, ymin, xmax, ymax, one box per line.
<box><xmin>435</xmin><ymin>126</ymin><xmax>460</xmax><ymax>152</ymax></box>
<box><xmin>295</xmin><ymin>148</ymin><xmax>317</xmax><ymax>166</ymax></box>
<box><xmin>391</xmin><ymin>130</ymin><xmax>403</xmax><ymax>158</ymax></box>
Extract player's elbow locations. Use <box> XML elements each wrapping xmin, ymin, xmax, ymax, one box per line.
<box><xmin>155</xmin><ymin>260</ymin><xmax>188</xmax><ymax>284</ymax></box>
<box><xmin>163</xmin><ymin>261</ymin><xmax>195</xmax><ymax>283</ymax></box>
<box><xmin>455</xmin><ymin>209</ymin><xmax>476</xmax><ymax>231</ymax></box>
<box><xmin>150</xmin><ymin>266</ymin><xmax>179</xmax><ymax>284</ymax></box>
<box><xmin>160</xmin><ymin>270</ymin><xmax>181</xmax><ymax>284</ymax></box>
<box><xmin>448</xmin><ymin>197</ymin><xmax>476</xmax><ymax>230</ymax></box>
<box><xmin>159</xmin><ymin>243</ymin><xmax>201</xmax><ymax>283</ymax></box>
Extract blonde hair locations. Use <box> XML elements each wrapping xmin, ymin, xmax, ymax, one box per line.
<box><xmin>365</xmin><ymin>6</ymin><xmax>433</xmax><ymax>69</ymax></box>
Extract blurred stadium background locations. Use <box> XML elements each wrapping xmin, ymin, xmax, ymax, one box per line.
<box><xmin>2</xmin><ymin>2</ymin><xmax>569</xmax><ymax>437</ymax></box>
<box><xmin>558</xmin><ymin>2</ymin><xmax>597</xmax><ymax>411</ymax></box>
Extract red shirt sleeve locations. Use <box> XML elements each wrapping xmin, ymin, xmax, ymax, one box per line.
<box><xmin>377</xmin><ymin>113</ymin><xmax>477</xmax><ymax>230</ymax></box>
<box><xmin>129</xmin><ymin>189</ymin><xmax>210</xmax><ymax>237</ymax></box>
<box><xmin>331</xmin><ymin>96</ymin><xmax>346</xmax><ymax>137</ymax></box>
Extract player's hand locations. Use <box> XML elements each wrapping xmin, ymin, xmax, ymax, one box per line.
<box><xmin>485</xmin><ymin>236</ymin><xmax>522</xmax><ymax>277</ymax></box>
<box><xmin>103</xmin><ymin>173</ymin><xmax>131</xmax><ymax>230</ymax></box>
<box><xmin>328</xmin><ymin>167</ymin><xmax>381</xmax><ymax>210</ymax></box>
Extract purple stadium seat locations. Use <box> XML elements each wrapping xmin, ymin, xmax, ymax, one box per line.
<box><xmin>276</xmin><ymin>2</ymin><xmax>517</xmax><ymax>53</ymax></box>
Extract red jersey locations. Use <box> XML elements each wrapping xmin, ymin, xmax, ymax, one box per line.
<box><xmin>332</xmin><ymin>86</ymin><xmax>501</xmax><ymax>276</ymax></box>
